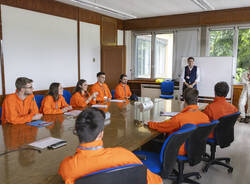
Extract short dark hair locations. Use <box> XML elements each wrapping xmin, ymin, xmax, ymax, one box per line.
<box><xmin>48</xmin><ymin>82</ymin><xmax>60</xmax><ymax>101</ymax></box>
<box><xmin>214</xmin><ymin>81</ymin><xmax>229</xmax><ymax>97</ymax></box>
<box><xmin>75</xmin><ymin>107</ymin><xmax>105</xmax><ymax>143</ymax></box>
<box><xmin>120</xmin><ymin>74</ymin><xmax>127</xmax><ymax>80</ymax></box>
<box><xmin>15</xmin><ymin>77</ymin><xmax>33</xmax><ymax>92</ymax></box>
<box><xmin>183</xmin><ymin>88</ymin><xmax>198</xmax><ymax>105</ymax></box>
<box><xmin>97</xmin><ymin>72</ymin><xmax>105</xmax><ymax>77</ymax></box>
<box><xmin>187</xmin><ymin>57</ymin><xmax>194</xmax><ymax>61</ymax></box>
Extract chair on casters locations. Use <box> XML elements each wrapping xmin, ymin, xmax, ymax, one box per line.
<box><xmin>203</xmin><ymin>112</ymin><xmax>241</xmax><ymax>173</ymax></box>
<box><xmin>175</xmin><ymin>120</ymin><xmax>219</xmax><ymax>184</ymax></box>
<box><xmin>160</xmin><ymin>81</ymin><xmax>174</xmax><ymax>99</ymax></box>
<box><xmin>134</xmin><ymin>124</ymin><xmax>197</xmax><ymax>179</ymax></box>
<box><xmin>63</xmin><ymin>90</ymin><xmax>72</xmax><ymax>105</ymax></box>
<box><xmin>75</xmin><ymin>164</ymin><xmax>147</xmax><ymax>184</ymax></box>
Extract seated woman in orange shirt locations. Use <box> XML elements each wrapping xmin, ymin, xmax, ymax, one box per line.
<box><xmin>40</xmin><ymin>83</ymin><xmax>72</xmax><ymax>114</ymax></box>
<box><xmin>70</xmin><ymin>79</ymin><xmax>98</xmax><ymax>109</ymax></box>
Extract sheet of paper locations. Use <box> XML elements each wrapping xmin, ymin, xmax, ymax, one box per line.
<box><xmin>64</xmin><ymin>110</ymin><xmax>82</xmax><ymax>117</ymax></box>
<box><xmin>28</xmin><ymin>137</ymin><xmax>65</xmax><ymax>149</ymax></box>
<box><xmin>160</xmin><ymin>112</ymin><xmax>179</xmax><ymax>117</ymax></box>
<box><xmin>27</xmin><ymin>120</ymin><xmax>53</xmax><ymax>127</ymax></box>
<box><xmin>110</xmin><ymin>99</ymin><xmax>125</xmax><ymax>103</ymax></box>
<box><xmin>92</xmin><ymin>104</ymin><xmax>108</xmax><ymax>108</ymax></box>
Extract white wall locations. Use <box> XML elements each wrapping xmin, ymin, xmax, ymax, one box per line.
<box><xmin>125</xmin><ymin>31</ymin><xmax>132</xmax><ymax>79</ymax></box>
<box><xmin>0</xmin><ymin>42</ymin><xmax>2</xmax><ymax>95</ymax></box>
<box><xmin>1</xmin><ymin>5</ymin><xmax>78</xmax><ymax>93</ymax></box>
<box><xmin>117</xmin><ymin>30</ymin><xmax>124</xmax><ymax>45</ymax></box>
<box><xmin>80</xmin><ymin>22</ymin><xmax>100</xmax><ymax>85</ymax></box>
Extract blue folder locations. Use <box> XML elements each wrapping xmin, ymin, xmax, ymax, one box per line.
<box><xmin>27</xmin><ymin>120</ymin><xmax>53</xmax><ymax>127</ymax></box>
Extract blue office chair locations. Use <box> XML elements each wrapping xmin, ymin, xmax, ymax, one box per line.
<box><xmin>175</xmin><ymin>120</ymin><xmax>219</xmax><ymax>184</ymax></box>
<box><xmin>134</xmin><ymin>124</ymin><xmax>197</xmax><ymax>179</ymax></box>
<box><xmin>203</xmin><ymin>112</ymin><xmax>240</xmax><ymax>173</ymax></box>
<box><xmin>75</xmin><ymin>164</ymin><xmax>147</xmax><ymax>184</ymax></box>
<box><xmin>111</xmin><ymin>89</ymin><xmax>115</xmax><ymax>99</ymax></box>
<box><xmin>63</xmin><ymin>90</ymin><xmax>72</xmax><ymax>105</ymax></box>
<box><xmin>34</xmin><ymin>95</ymin><xmax>44</xmax><ymax>109</ymax></box>
<box><xmin>160</xmin><ymin>80</ymin><xmax>174</xmax><ymax>99</ymax></box>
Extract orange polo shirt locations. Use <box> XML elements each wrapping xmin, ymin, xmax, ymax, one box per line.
<box><xmin>70</xmin><ymin>92</ymin><xmax>95</xmax><ymax>109</ymax></box>
<box><xmin>114</xmin><ymin>83</ymin><xmax>132</xmax><ymax>99</ymax></box>
<box><xmin>59</xmin><ymin>140</ymin><xmax>162</xmax><ymax>184</ymax></box>
<box><xmin>40</xmin><ymin>95</ymin><xmax>69</xmax><ymax>114</ymax></box>
<box><xmin>1</xmin><ymin>93</ymin><xmax>39</xmax><ymax>125</ymax></box>
<box><xmin>90</xmin><ymin>82</ymin><xmax>112</xmax><ymax>102</ymax></box>
<box><xmin>148</xmin><ymin>105</ymin><xmax>210</xmax><ymax>155</ymax></box>
<box><xmin>204</xmin><ymin>96</ymin><xmax>238</xmax><ymax>138</ymax></box>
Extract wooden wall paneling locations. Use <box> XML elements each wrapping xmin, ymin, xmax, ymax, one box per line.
<box><xmin>1</xmin><ymin>0</ymin><xmax>78</xmax><ymax>20</ymax></box>
<box><xmin>101</xmin><ymin>46</ymin><xmax>125</xmax><ymax>90</ymax></box>
<box><xmin>123</xmin><ymin>7</ymin><xmax>250</xmax><ymax>30</ymax></box>
<box><xmin>101</xmin><ymin>16</ymin><xmax>117</xmax><ymax>45</ymax></box>
<box><xmin>78</xmin><ymin>8</ymin><xmax>101</xmax><ymax>25</ymax></box>
<box><xmin>0</xmin><ymin>40</ymin><xmax>5</xmax><ymax>96</ymax></box>
<box><xmin>232</xmin><ymin>85</ymin><xmax>243</xmax><ymax>108</ymax></box>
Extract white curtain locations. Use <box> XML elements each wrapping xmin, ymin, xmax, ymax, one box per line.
<box><xmin>173</xmin><ymin>29</ymin><xmax>200</xmax><ymax>80</ymax></box>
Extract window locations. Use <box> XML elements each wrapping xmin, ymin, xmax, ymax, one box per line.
<box><xmin>135</xmin><ymin>33</ymin><xmax>173</xmax><ymax>79</ymax></box>
<box><xmin>209</xmin><ymin>29</ymin><xmax>234</xmax><ymax>57</ymax></box>
<box><xmin>155</xmin><ymin>34</ymin><xmax>173</xmax><ymax>78</ymax></box>
<box><xmin>135</xmin><ymin>35</ymin><xmax>151</xmax><ymax>78</ymax></box>
<box><xmin>237</xmin><ymin>28</ymin><xmax>250</xmax><ymax>81</ymax></box>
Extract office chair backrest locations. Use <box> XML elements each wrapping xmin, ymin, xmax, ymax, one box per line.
<box><xmin>160</xmin><ymin>124</ymin><xmax>197</xmax><ymax>178</ymax></box>
<box><xmin>161</xmin><ymin>81</ymin><xmax>174</xmax><ymax>95</ymax></box>
<box><xmin>186</xmin><ymin>120</ymin><xmax>219</xmax><ymax>166</ymax></box>
<box><xmin>34</xmin><ymin>95</ymin><xmax>44</xmax><ymax>109</ymax></box>
<box><xmin>75</xmin><ymin>164</ymin><xmax>147</xmax><ymax>184</ymax></box>
<box><xmin>0</xmin><ymin>106</ymin><xmax>2</xmax><ymax>125</ymax></box>
<box><xmin>63</xmin><ymin>90</ymin><xmax>72</xmax><ymax>105</ymax></box>
<box><xmin>111</xmin><ymin>89</ymin><xmax>115</xmax><ymax>99</ymax></box>
<box><xmin>215</xmin><ymin>112</ymin><xmax>240</xmax><ymax>148</ymax></box>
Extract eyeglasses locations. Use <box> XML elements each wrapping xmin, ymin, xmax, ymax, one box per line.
<box><xmin>24</xmin><ymin>86</ymin><xmax>33</xmax><ymax>89</ymax></box>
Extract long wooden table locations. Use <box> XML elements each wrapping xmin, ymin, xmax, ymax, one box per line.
<box><xmin>0</xmin><ymin>98</ymin><xmax>185</xmax><ymax>184</ymax></box>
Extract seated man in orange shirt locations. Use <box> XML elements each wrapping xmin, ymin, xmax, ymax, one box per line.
<box><xmin>203</xmin><ymin>81</ymin><xmax>238</xmax><ymax>138</ymax></box>
<box><xmin>114</xmin><ymin>74</ymin><xmax>132</xmax><ymax>100</ymax></box>
<box><xmin>147</xmin><ymin>88</ymin><xmax>210</xmax><ymax>155</ymax></box>
<box><xmin>40</xmin><ymin>82</ymin><xmax>72</xmax><ymax>114</ymax></box>
<box><xmin>59</xmin><ymin>107</ymin><xmax>162</xmax><ymax>184</ymax></box>
<box><xmin>1</xmin><ymin>77</ymin><xmax>42</xmax><ymax>124</ymax></box>
<box><xmin>90</xmin><ymin>72</ymin><xmax>112</xmax><ymax>103</ymax></box>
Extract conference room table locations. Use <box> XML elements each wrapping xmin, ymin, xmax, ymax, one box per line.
<box><xmin>0</xmin><ymin>98</ymin><xmax>198</xmax><ymax>184</ymax></box>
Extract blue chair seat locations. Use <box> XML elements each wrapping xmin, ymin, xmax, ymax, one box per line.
<box><xmin>207</xmin><ymin>138</ymin><xmax>216</xmax><ymax>143</ymax></box>
<box><xmin>134</xmin><ymin>151</ymin><xmax>161</xmax><ymax>174</ymax></box>
<box><xmin>160</xmin><ymin>95</ymin><xmax>174</xmax><ymax>99</ymax></box>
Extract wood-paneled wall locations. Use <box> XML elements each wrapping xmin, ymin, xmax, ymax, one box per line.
<box><xmin>124</xmin><ymin>7</ymin><xmax>250</xmax><ymax>30</ymax></box>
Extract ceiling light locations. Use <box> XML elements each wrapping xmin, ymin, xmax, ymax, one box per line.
<box><xmin>69</xmin><ymin>0</ymin><xmax>137</xmax><ymax>19</ymax></box>
<box><xmin>190</xmin><ymin>0</ymin><xmax>215</xmax><ymax>11</ymax></box>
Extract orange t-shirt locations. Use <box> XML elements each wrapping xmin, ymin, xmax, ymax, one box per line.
<box><xmin>1</xmin><ymin>93</ymin><xmax>39</xmax><ymax>125</ymax></box>
<box><xmin>40</xmin><ymin>95</ymin><xmax>69</xmax><ymax>114</ymax></box>
<box><xmin>149</xmin><ymin>105</ymin><xmax>210</xmax><ymax>155</ymax></box>
<box><xmin>70</xmin><ymin>91</ymin><xmax>95</xmax><ymax>108</ymax></box>
<box><xmin>90</xmin><ymin>82</ymin><xmax>112</xmax><ymax>102</ymax></box>
<box><xmin>59</xmin><ymin>140</ymin><xmax>162</xmax><ymax>184</ymax></box>
<box><xmin>203</xmin><ymin>96</ymin><xmax>238</xmax><ymax>138</ymax></box>
<box><xmin>114</xmin><ymin>83</ymin><xmax>132</xmax><ymax>99</ymax></box>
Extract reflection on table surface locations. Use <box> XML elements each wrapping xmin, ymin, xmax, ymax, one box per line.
<box><xmin>0</xmin><ymin>98</ymin><xmax>205</xmax><ymax>184</ymax></box>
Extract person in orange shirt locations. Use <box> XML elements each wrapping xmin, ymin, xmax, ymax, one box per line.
<box><xmin>147</xmin><ymin>88</ymin><xmax>210</xmax><ymax>155</ymax></box>
<box><xmin>90</xmin><ymin>72</ymin><xmax>112</xmax><ymax>103</ymax></box>
<box><xmin>114</xmin><ymin>74</ymin><xmax>132</xmax><ymax>100</ymax></box>
<box><xmin>70</xmin><ymin>79</ymin><xmax>98</xmax><ymax>109</ymax></box>
<box><xmin>40</xmin><ymin>83</ymin><xmax>72</xmax><ymax>114</ymax></box>
<box><xmin>59</xmin><ymin>107</ymin><xmax>162</xmax><ymax>184</ymax></box>
<box><xmin>1</xmin><ymin>77</ymin><xmax>42</xmax><ymax>124</ymax></box>
<box><xmin>204</xmin><ymin>82</ymin><xmax>238</xmax><ymax>138</ymax></box>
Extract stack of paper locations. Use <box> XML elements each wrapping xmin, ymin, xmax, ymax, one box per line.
<box><xmin>92</xmin><ymin>104</ymin><xmax>108</xmax><ymax>108</ymax></box>
<box><xmin>64</xmin><ymin>110</ymin><xmax>82</xmax><ymax>117</ymax></box>
<box><xmin>160</xmin><ymin>112</ymin><xmax>179</xmax><ymax>117</ymax></box>
<box><xmin>29</xmin><ymin>137</ymin><xmax>65</xmax><ymax>149</ymax></box>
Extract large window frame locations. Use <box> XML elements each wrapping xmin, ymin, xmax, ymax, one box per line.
<box><xmin>206</xmin><ymin>24</ymin><xmax>250</xmax><ymax>83</ymax></box>
<box><xmin>133</xmin><ymin>31</ymin><xmax>174</xmax><ymax>80</ymax></box>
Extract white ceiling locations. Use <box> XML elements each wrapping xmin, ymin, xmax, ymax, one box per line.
<box><xmin>56</xmin><ymin>0</ymin><xmax>250</xmax><ymax>20</ymax></box>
